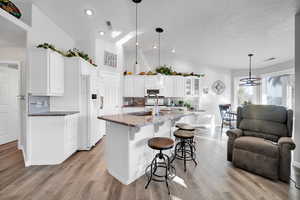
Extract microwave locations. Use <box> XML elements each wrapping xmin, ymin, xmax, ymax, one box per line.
<box><xmin>145</xmin><ymin>89</ymin><xmax>160</xmax><ymax>96</ymax></box>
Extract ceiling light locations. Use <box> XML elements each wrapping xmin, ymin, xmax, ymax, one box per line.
<box><xmin>111</xmin><ymin>31</ymin><xmax>122</xmax><ymax>38</ymax></box>
<box><xmin>132</xmin><ymin>0</ymin><xmax>142</xmax><ymax>65</ymax></box>
<box><xmin>153</xmin><ymin>45</ymin><xmax>157</xmax><ymax>49</ymax></box>
<box><xmin>171</xmin><ymin>49</ymin><xmax>176</xmax><ymax>53</ymax></box>
<box><xmin>99</xmin><ymin>31</ymin><xmax>105</xmax><ymax>36</ymax></box>
<box><xmin>156</xmin><ymin>27</ymin><xmax>164</xmax><ymax>67</ymax></box>
<box><xmin>239</xmin><ymin>54</ymin><xmax>261</xmax><ymax>87</ymax></box>
<box><xmin>85</xmin><ymin>9</ymin><xmax>94</xmax><ymax>16</ymax></box>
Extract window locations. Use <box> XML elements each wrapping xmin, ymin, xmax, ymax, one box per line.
<box><xmin>234</xmin><ymin>77</ymin><xmax>259</xmax><ymax>109</ymax></box>
<box><xmin>261</xmin><ymin>71</ymin><xmax>294</xmax><ymax>109</ymax></box>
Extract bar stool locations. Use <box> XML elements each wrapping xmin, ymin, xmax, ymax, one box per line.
<box><xmin>145</xmin><ymin>137</ymin><xmax>175</xmax><ymax>195</ymax></box>
<box><xmin>171</xmin><ymin>129</ymin><xmax>197</xmax><ymax>172</ymax></box>
<box><xmin>176</xmin><ymin>123</ymin><xmax>197</xmax><ymax>151</ymax></box>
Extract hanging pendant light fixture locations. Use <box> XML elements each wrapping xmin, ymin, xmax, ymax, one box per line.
<box><xmin>240</xmin><ymin>54</ymin><xmax>261</xmax><ymax>86</ymax></box>
<box><xmin>132</xmin><ymin>0</ymin><xmax>142</xmax><ymax>67</ymax></box>
<box><xmin>155</xmin><ymin>27</ymin><xmax>164</xmax><ymax>67</ymax></box>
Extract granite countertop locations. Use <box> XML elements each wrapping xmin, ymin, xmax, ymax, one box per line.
<box><xmin>122</xmin><ymin>105</ymin><xmax>145</xmax><ymax>108</ymax></box>
<box><xmin>98</xmin><ymin>110</ymin><xmax>195</xmax><ymax>127</ymax></box>
<box><xmin>28</xmin><ymin>111</ymin><xmax>80</xmax><ymax>117</ymax></box>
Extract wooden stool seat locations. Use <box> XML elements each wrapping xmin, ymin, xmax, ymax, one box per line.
<box><xmin>175</xmin><ymin>123</ymin><xmax>188</xmax><ymax>128</ymax></box>
<box><xmin>174</xmin><ymin>130</ymin><xmax>195</xmax><ymax>139</ymax></box>
<box><xmin>148</xmin><ymin>137</ymin><xmax>174</xmax><ymax>150</ymax></box>
<box><xmin>176</xmin><ymin>123</ymin><xmax>195</xmax><ymax>131</ymax></box>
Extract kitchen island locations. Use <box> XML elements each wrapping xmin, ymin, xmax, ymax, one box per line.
<box><xmin>98</xmin><ymin>110</ymin><xmax>196</xmax><ymax>185</ymax></box>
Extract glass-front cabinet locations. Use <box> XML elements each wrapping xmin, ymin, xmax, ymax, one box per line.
<box><xmin>185</xmin><ymin>78</ymin><xmax>192</xmax><ymax>96</ymax></box>
<box><xmin>194</xmin><ymin>78</ymin><xmax>200</xmax><ymax>96</ymax></box>
<box><xmin>185</xmin><ymin>77</ymin><xmax>201</xmax><ymax>96</ymax></box>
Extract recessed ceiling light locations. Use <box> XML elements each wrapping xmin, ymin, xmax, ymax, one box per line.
<box><xmin>153</xmin><ymin>45</ymin><xmax>157</xmax><ymax>49</ymax></box>
<box><xmin>136</xmin><ymin>42</ymin><xmax>139</xmax><ymax>46</ymax></box>
<box><xmin>111</xmin><ymin>31</ymin><xmax>122</xmax><ymax>38</ymax></box>
<box><xmin>99</xmin><ymin>31</ymin><xmax>105</xmax><ymax>36</ymax></box>
<box><xmin>85</xmin><ymin>9</ymin><xmax>94</xmax><ymax>16</ymax></box>
<box><xmin>171</xmin><ymin>49</ymin><xmax>176</xmax><ymax>53</ymax></box>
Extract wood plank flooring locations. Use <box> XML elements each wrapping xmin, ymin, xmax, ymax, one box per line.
<box><xmin>0</xmin><ymin>128</ymin><xmax>300</xmax><ymax>200</ymax></box>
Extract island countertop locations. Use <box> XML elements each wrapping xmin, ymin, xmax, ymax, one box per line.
<box><xmin>98</xmin><ymin>110</ymin><xmax>195</xmax><ymax>127</ymax></box>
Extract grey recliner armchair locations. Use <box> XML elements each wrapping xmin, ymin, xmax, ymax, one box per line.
<box><xmin>226</xmin><ymin>104</ymin><xmax>296</xmax><ymax>182</ymax></box>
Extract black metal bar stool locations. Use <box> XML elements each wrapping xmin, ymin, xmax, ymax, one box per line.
<box><xmin>176</xmin><ymin>123</ymin><xmax>197</xmax><ymax>151</ymax></box>
<box><xmin>171</xmin><ymin>129</ymin><xmax>197</xmax><ymax>172</ymax></box>
<box><xmin>145</xmin><ymin>137</ymin><xmax>175</xmax><ymax>195</ymax></box>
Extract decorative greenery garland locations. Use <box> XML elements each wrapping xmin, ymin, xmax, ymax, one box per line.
<box><xmin>37</xmin><ymin>43</ymin><xmax>97</xmax><ymax>67</ymax></box>
<box><xmin>124</xmin><ymin>65</ymin><xmax>205</xmax><ymax>77</ymax></box>
<box><xmin>155</xmin><ymin>65</ymin><xmax>204</xmax><ymax>77</ymax></box>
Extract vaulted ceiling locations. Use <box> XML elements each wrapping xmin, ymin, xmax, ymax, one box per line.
<box><xmin>25</xmin><ymin>0</ymin><xmax>299</xmax><ymax>69</ymax></box>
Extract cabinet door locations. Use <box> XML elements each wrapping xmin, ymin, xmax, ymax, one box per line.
<box><xmin>185</xmin><ymin>78</ymin><xmax>192</xmax><ymax>96</ymax></box>
<box><xmin>145</xmin><ymin>75</ymin><xmax>164</xmax><ymax>90</ymax></box>
<box><xmin>124</xmin><ymin>76</ymin><xmax>133</xmax><ymax>97</ymax></box>
<box><xmin>162</xmin><ymin>76</ymin><xmax>174</xmax><ymax>97</ymax></box>
<box><xmin>49</xmin><ymin>52</ymin><xmax>64</xmax><ymax>96</ymax></box>
<box><xmin>133</xmin><ymin>76</ymin><xmax>145</xmax><ymax>97</ymax></box>
<box><xmin>194</xmin><ymin>78</ymin><xmax>200</xmax><ymax>96</ymax></box>
<box><xmin>174</xmin><ymin>76</ymin><xmax>185</xmax><ymax>97</ymax></box>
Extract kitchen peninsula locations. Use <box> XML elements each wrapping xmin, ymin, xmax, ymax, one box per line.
<box><xmin>98</xmin><ymin>110</ymin><xmax>196</xmax><ymax>184</ymax></box>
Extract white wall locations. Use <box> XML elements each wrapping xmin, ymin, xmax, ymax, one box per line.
<box><xmin>0</xmin><ymin>47</ymin><xmax>26</xmax><ymax>61</ymax></box>
<box><xmin>95</xmin><ymin>39</ymin><xmax>124</xmax><ymax>73</ymax></box>
<box><xmin>27</xmin><ymin>5</ymin><xmax>75</xmax><ymax>50</ymax></box>
<box><xmin>124</xmin><ymin>50</ymin><xmax>232</xmax><ymax>125</ymax></box>
<box><xmin>294</xmin><ymin>13</ymin><xmax>300</xmax><ymax>167</ymax></box>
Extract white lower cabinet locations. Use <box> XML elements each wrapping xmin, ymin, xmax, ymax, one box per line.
<box><xmin>64</xmin><ymin>114</ymin><xmax>79</xmax><ymax>158</ymax></box>
<box><xmin>28</xmin><ymin>114</ymin><xmax>79</xmax><ymax>166</ymax></box>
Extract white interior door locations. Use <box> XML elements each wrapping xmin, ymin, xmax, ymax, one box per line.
<box><xmin>0</xmin><ymin>65</ymin><xmax>20</xmax><ymax>145</ymax></box>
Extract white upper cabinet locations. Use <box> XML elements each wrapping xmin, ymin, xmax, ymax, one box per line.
<box><xmin>124</xmin><ymin>75</ymin><xmax>145</xmax><ymax>97</ymax></box>
<box><xmin>124</xmin><ymin>76</ymin><xmax>134</xmax><ymax>97</ymax></box>
<box><xmin>173</xmin><ymin>76</ymin><xmax>186</xmax><ymax>97</ymax></box>
<box><xmin>122</xmin><ymin>75</ymin><xmax>200</xmax><ymax>98</ymax></box>
<box><xmin>144</xmin><ymin>75</ymin><xmax>164</xmax><ymax>90</ymax></box>
<box><xmin>185</xmin><ymin>77</ymin><xmax>192</xmax><ymax>96</ymax></box>
<box><xmin>194</xmin><ymin>78</ymin><xmax>201</xmax><ymax>96</ymax></box>
<box><xmin>162</xmin><ymin>76</ymin><xmax>174</xmax><ymax>97</ymax></box>
<box><xmin>29</xmin><ymin>49</ymin><xmax>64</xmax><ymax>96</ymax></box>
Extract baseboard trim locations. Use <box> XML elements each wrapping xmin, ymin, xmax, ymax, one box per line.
<box><xmin>293</xmin><ymin>161</ymin><xmax>300</xmax><ymax>169</ymax></box>
<box><xmin>19</xmin><ymin>145</ymin><xmax>30</xmax><ymax>167</ymax></box>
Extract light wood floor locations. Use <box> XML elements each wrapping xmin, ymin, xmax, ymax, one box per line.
<box><xmin>0</xmin><ymin>128</ymin><xmax>300</xmax><ymax>200</ymax></box>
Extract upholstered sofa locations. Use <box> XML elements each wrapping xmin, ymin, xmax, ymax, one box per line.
<box><xmin>226</xmin><ymin>104</ymin><xmax>296</xmax><ymax>182</ymax></box>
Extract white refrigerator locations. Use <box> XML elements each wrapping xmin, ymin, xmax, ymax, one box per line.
<box><xmin>79</xmin><ymin>74</ymin><xmax>104</xmax><ymax>150</ymax></box>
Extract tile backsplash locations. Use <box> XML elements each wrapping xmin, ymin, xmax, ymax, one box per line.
<box><xmin>28</xmin><ymin>96</ymin><xmax>50</xmax><ymax>114</ymax></box>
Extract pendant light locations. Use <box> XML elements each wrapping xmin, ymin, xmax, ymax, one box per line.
<box><xmin>155</xmin><ymin>27</ymin><xmax>164</xmax><ymax>67</ymax></box>
<box><xmin>132</xmin><ymin>0</ymin><xmax>142</xmax><ymax>70</ymax></box>
<box><xmin>240</xmin><ymin>54</ymin><xmax>261</xmax><ymax>86</ymax></box>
